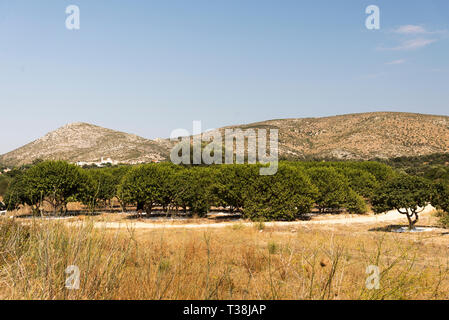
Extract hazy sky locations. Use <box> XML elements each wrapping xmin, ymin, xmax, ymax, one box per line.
<box><xmin>1</xmin><ymin>0</ymin><xmax>449</xmax><ymax>154</ymax></box>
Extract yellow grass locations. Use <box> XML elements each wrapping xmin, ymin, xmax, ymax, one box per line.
<box><xmin>1</xmin><ymin>213</ymin><xmax>449</xmax><ymax>300</ymax></box>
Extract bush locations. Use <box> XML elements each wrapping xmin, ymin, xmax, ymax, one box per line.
<box><xmin>243</xmin><ymin>164</ymin><xmax>318</xmax><ymax>221</ymax></box>
<box><xmin>345</xmin><ymin>189</ymin><xmax>368</xmax><ymax>214</ymax></box>
<box><xmin>372</xmin><ymin>174</ymin><xmax>433</xmax><ymax>230</ymax></box>
<box><xmin>306</xmin><ymin>167</ymin><xmax>350</xmax><ymax>213</ymax></box>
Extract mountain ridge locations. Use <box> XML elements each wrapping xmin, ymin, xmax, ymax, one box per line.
<box><xmin>2</xmin><ymin>111</ymin><xmax>449</xmax><ymax>166</ymax></box>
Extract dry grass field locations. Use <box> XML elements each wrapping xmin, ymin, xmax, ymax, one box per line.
<box><xmin>2</xmin><ymin>211</ymin><xmax>449</xmax><ymax>300</ymax></box>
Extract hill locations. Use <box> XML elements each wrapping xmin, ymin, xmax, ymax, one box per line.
<box><xmin>0</xmin><ymin>122</ymin><xmax>171</xmax><ymax>166</ymax></box>
<box><xmin>226</xmin><ymin>112</ymin><xmax>449</xmax><ymax>160</ymax></box>
<box><xmin>2</xmin><ymin>112</ymin><xmax>449</xmax><ymax>166</ymax></box>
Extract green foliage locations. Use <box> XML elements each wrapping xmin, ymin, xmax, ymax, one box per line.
<box><xmin>372</xmin><ymin>174</ymin><xmax>432</xmax><ymax>214</ymax></box>
<box><xmin>1</xmin><ymin>159</ymin><xmax>398</xmax><ymax>220</ymax></box>
<box><xmin>243</xmin><ymin>164</ymin><xmax>318</xmax><ymax>221</ymax></box>
<box><xmin>119</xmin><ymin>164</ymin><xmax>163</xmax><ymax>213</ymax></box>
<box><xmin>306</xmin><ymin>167</ymin><xmax>350</xmax><ymax>213</ymax></box>
<box><xmin>0</xmin><ymin>175</ymin><xmax>11</xmax><ymax>197</ymax></box>
<box><xmin>171</xmin><ymin>166</ymin><xmax>214</xmax><ymax>216</ymax></box>
<box><xmin>3</xmin><ymin>172</ymin><xmax>34</xmax><ymax>211</ymax></box>
<box><xmin>212</xmin><ymin>164</ymin><xmax>255</xmax><ymax>212</ymax></box>
<box><xmin>79</xmin><ymin>169</ymin><xmax>116</xmax><ymax>212</ymax></box>
<box><xmin>4</xmin><ymin>161</ymin><xmax>84</xmax><ymax>214</ymax></box>
<box><xmin>339</xmin><ymin>168</ymin><xmax>379</xmax><ymax>198</ymax></box>
<box><xmin>372</xmin><ymin>174</ymin><xmax>433</xmax><ymax>229</ymax></box>
<box><xmin>432</xmin><ymin>182</ymin><xmax>449</xmax><ymax>214</ymax></box>
<box><xmin>345</xmin><ymin>189</ymin><xmax>368</xmax><ymax>214</ymax></box>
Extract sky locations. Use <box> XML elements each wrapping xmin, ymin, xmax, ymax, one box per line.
<box><xmin>0</xmin><ymin>0</ymin><xmax>448</xmax><ymax>154</ymax></box>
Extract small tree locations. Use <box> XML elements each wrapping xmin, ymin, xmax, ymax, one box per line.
<box><xmin>3</xmin><ymin>161</ymin><xmax>83</xmax><ymax>215</ymax></box>
<box><xmin>171</xmin><ymin>167</ymin><xmax>213</xmax><ymax>217</ymax></box>
<box><xmin>243</xmin><ymin>164</ymin><xmax>318</xmax><ymax>221</ymax></box>
<box><xmin>79</xmin><ymin>168</ymin><xmax>116</xmax><ymax>213</ymax></box>
<box><xmin>118</xmin><ymin>164</ymin><xmax>161</xmax><ymax>214</ymax></box>
<box><xmin>307</xmin><ymin>167</ymin><xmax>350</xmax><ymax>213</ymax></box>
<box><xmin>372</xmin><ymin>174</ymin><xmax>433</xmax><ymax>230</ymax></box>
<box><xmin>212</xmin><ymin>164</ymin><xmax>255</xmax><ymax>213</ymax></box>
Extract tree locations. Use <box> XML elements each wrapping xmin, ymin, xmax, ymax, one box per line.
<box><xmin>25</xmin><ymin>161</ymin><xmax>84</xmax><ymax>214</ymax></box>
<box><xmin>372</xmin><ymin>174</ymin><xmax>433</xmax><ymax>230</ymax></box>
<box><xmin>79</xmin><ymin>168</ymin><xmax>116</xmax><ymax>212</ymax></box>
<box><xmin>345</xmin><ymin>189</ymin><xmax>368</xmax><ymax>214</ymax></box>
<box><xmin>0</xmin><ymin>175</ymin><xmax>12</xmax><ymax>197</ymax></box>
<box><xmin>153</xmin><ymin>163</ymin><xmax>179</xmax><ymax>212</ymax></box>
<box><xmin>171</xmin><ymin>166</ymin><xmax>214</xmax><ymax>217</ymax></box>
<box><xmin>212</xmin><ymin>164</ymin><xmax>255</xmax><ymax>213</ymax></box>
<box><xmin>110</xmin><ymin>166</ymin><xmax>132</xmax><ymax>212</ymax></box>
<box><xmin>432</xmin><ymin>181</ymin><xmax>449</xmax><ymax>214</ymax></box>
<box><xmin>243</xmin><ymin>164</ymin><xmax>318</xmax><ymax>221</ymax></box>
<box><xmin>2</xmin><ymin>161</ymin><xmax>83</xmax><ymax>214</ymax></box>
<box><xmin>306</xmin><ymin>167</ymin><xmax>351</xmax><ymax>213</ymax></box>
<box><xmin>118</xmin><ymin>164</ymin><xmax>162</xmax><ymax>214</ymax></box>
<box><xmin>339</xmin><ymin>168</ymin><xmax>379</xmax><ymax>199</ymax></box>
<box><xmin>3</xmin><ymin>171</ymin><xmax>38</xmax><ymax>212</ymax></box>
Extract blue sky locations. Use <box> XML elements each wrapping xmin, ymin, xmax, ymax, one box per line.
<box><xmin>1</xmin><ymin>0</ymin><xmax>448</xmax><ymax>153</ymax></box>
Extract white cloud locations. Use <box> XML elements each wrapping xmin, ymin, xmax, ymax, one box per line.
<box><xmin>379</xmin><ymin>38</ymin><xmax>437</xmax><ymax>51</ymax></box>
<box><xmin>394</xmin><ymin>25</ymin><xmax>427</xmax><ymax>34</ymax></box>
<box><xmin>385</xmin><ymin>59</ymin><xmax>406</xmax><ymax>65</ymax></box>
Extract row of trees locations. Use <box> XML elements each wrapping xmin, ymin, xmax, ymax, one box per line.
<box><xmin>2</xmin><ymin>159</ymin><xmax>447</xmax><ymax>225</ymax></box>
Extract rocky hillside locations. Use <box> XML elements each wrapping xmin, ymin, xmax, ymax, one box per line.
<box><xmin>0</xmin><ymin>123</ymin><xmax>171</xmax><ymax>166</ymax></box>
<box><xmin>2</xmin><ymin>112</ymin><xmax>449</xmax><ymax>166</ymax></box>
<box><xmin>230</xmin><ymin>112</ymin><xmax>449</xmax><ymax>160</ymax></box>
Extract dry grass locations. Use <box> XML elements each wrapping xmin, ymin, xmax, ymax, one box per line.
<box><xmin>1</xmin><ymin>214</ymin><xmax>449</xmax><ymax>300</ymax></box>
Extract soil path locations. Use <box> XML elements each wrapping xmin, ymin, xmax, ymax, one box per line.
<box><xmin>77</xmin><ymin>205</ymin><xmax>436</xmax><ymax>230</ymax></box>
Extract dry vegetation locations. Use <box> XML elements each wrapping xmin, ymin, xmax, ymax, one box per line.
<box><xmin>2</xmin><ymin>212</ymin><xmax>449</xmax><ymax>300</ymax></box>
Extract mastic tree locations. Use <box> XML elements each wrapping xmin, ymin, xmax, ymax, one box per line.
<box><xmin>3</xmin><ymin>171</ymin><xmax>39</xmax><ymax>212</ymax></box>
<box><xmin>345</xmin><ymin>189</ymin><xmax>368</xmax><ymax>214</ymax></box>
<box><xmin>243</xmin><ymin>164</ymin><xmax>318</xmax><ymax>221</ymax></box>
<box><xmin>339</xmin><ymin>168</ymin><xmax>379</xmax><ymax>199</ymax></box>
<box><xmin>212</xmin><ymin>164</ymin><xmax>256</xmax><ymax>213</ymax></box>
<box><xmin>0</xmin><ymin>174</ymin><xmax>11</xmax><ymax>197</ymax></box>
<box><xmin>118</xmin><ymin>164</ymin><xmax>162</xmax><ymax>214</ymax></box>
<box><xmin>432</xmin><ymin>181</ymin><xmax>449</xmax><ymax>214</ymax></box>
<box><xmin>79</xmin><ymin>168</ymin><xmax>116</xmax><ymax>212</ymax></box>
<box><xmin>372</xmin><ymin>174</ymin><xmax>433</xmax><ymax>230</ymax></box>
<box><xmin>171</xmin><ymin>166</ymin><xmax>214</xmax><ymax>216</ymax></box>
<box><xmin>3</xmin><ymin>161</ymin><xmax>84</xmax><ymax>214</ymax></box>
<box><xmin>109</xmin><ymin>166</ymin><xmax>132</xmax><ymax>211</ymax></box>
<box><xmin>25</xmin><ymin>161</ymin><xmax>84</xmax><ymax>214</ymax></box>
<box><xmin>306</xmin><ymin>167</ymin><xmax>351</xmax><ymax>213</ymax></box>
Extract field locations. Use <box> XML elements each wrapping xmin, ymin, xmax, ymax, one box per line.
<box><xmin>2</xmin><ymin>209</ymin><xmax>449</xmax><ymax>300</ymax></box>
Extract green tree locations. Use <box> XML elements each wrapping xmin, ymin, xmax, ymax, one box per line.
<box><xmin>307</xmin><ymin>167</ymin><xmax>350</xmax><ymax>213</ymax></box>
<box><xmin>212</xmin><ymin>164</ymin><xmax>255</xmax><ymax>213</ymax></box>
<box><xmin>345</xmin><ymin>189</ymin><xmax>368</xmax><ymax>214</ymax></box>
<box><xmin>432</xmin><ymin>181</ymin><xmax>449</xmax><ymax>214</ymax></box>
<box><xmin>243</xmin><ymin>164</ymin><xmax>318</xmax><ymax>221</ymax></box>
<box><xmin>110</xmin><ymin>166</ymin><xmax>132</xmax><ymax>212</ymax></box>
<box><xmin>372</xmin><ymin>174</ymin><xmax>433</xmax><ymax>230</ymax></box>
<box><xmin>339</xmin><ymin>168</ymin><xmax>379</xmax><ymax>199</ymax></box>
<box><xmin>171</xmin><ymin>166</ymin><xmax>214</xmax><ymax>216</ymax></box>
<box><xmin>26</xmin><ymin>161</ymin><xmax>84</xmax><ymax>214</ymax></box>
<box><xmin>3</xmin><ymin>171</ymin><xmax>39</xmax><ymax>212</ymax></box>
<box><xmin>0</xmin><ymin>175</ymin><xmax>11</xmax><ymax>197</ymax></box>
<box><xmin>3</xmin><ymin>161</ymin><xmax>83</xmax><ymax>214</ymax></box>
<box><xmin>118</xmin><ymin>164</ymin><xmax>162</xmax><ymax>214</ymax></box>
<box><xmin>79</xmin><ymin>168</ymin><xmax>116</xmax><ymax>212</ymax></box>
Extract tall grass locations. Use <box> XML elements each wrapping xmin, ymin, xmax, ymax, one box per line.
<box><xmin>1</xmin><ymin>219</ymin><xmax>448</xmax><ymax>300</ymax></box>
